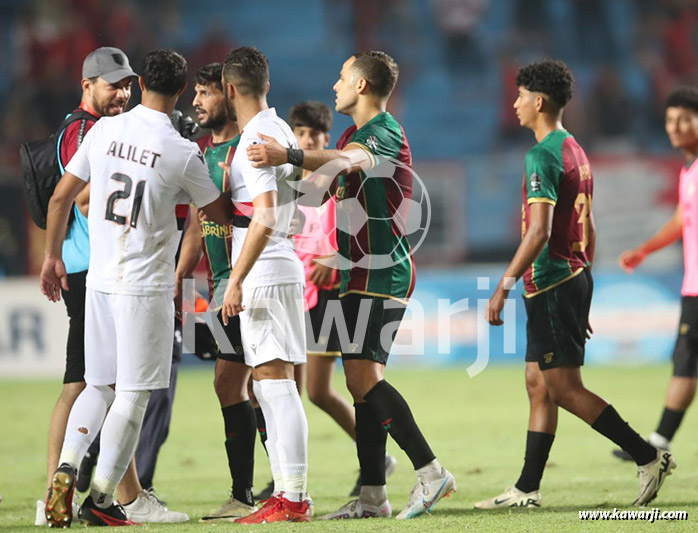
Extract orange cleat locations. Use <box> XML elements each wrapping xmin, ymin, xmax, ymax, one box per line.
<box><xmin>234</xmin><ymin>496</ymin><xmax>311</xmax><ymax>524</ymax></box>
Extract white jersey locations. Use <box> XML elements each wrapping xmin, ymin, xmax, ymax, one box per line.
<box><xmin>230</xmin><ymin>108</ymin><xmax>304</xmax><ymax>288</ymax></box>
<box><xmin>66</xmin><ymin>104</ymin><xmax>221</xmax><ymax>295</ymax></box>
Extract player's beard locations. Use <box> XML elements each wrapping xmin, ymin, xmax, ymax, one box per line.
<box><xmin>199</xmin><ymin>107</ymin><xmax>227</xmax><ymax>130</ymax></box>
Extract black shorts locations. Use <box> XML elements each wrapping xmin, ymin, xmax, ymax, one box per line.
<box><xmin>214</xmin><ymin>309</ymin><xmax>246</xmax><ymax>364</ymax></box>
<box><xmin>61</xmin><ymin>270</ymin><xmax>87</xmax><ymax>384</ymax></box>
<box><xmin>524</xmin><ymin>269</ymin><xmax>593</xmax><ymax>370</ymax></box>
<box><xmin>306</xmin><ymin>288</ymin><xmax>342</xmax><ymax>356</ymax></box>
<box><xmin>340</xmin><ymin>294</ymin><xmax>406</xmax><ymax>365</ymax></box>
<box><xmin>672</xmin><ymin>296</ymin><xmax>698</xmax><ymax>378</ymax></box>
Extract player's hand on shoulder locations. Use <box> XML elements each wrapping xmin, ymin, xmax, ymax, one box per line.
<box><xmin>247</xmin><ymin>133</ymin><xmax>287</xmax><ymax>168</ymax></box>
<box><xmin>618</xmin><ymin>248</ymin><xmax>646</xmax><ymax>273</ymax></box>
<box><xmin>40</xmin><ymin>255</ymin><xmax>68</xmax><ymax>302</ymax></box>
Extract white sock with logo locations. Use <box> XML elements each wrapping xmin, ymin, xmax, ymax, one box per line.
<box><xmin>416</xmin><ymin>458</ymin><xmax>444</xmax><ymax>483</ymax></box>
<box><xmin>257</xmin><ymin>379</ymin><xmax>308</xmax><ymax>502</ymax></box>
<box><xmin>91</xmin><ymin>390</ymin><xmax>151</xmax><ymax>508</ymax></box>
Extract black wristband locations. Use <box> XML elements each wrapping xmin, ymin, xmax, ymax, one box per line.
<box><xmin>287</xmin><ymin>148</ymin><xmax>304</xmax><ymax>167</ymax></box>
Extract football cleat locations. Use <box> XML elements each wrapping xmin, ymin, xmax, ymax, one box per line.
<box><xmin>76</xmin><ymin>452</ymin><xmax>98</xmax><ymax>493</ymax></box>
<box><xmin>318</xmin><ymin>498</ymin><xmax>392</xmax><ymax>520</ymax></box>
<box><xmin>474</xmin><ymin>486</ymin><xmax>542</xmax><ymax>509</ymax></box>
<box><xmin>634</xmin><ymin>449</ymin><xmax>677</xmax><ymax>506</ymax></box>
<box><xmin>613</xmin><ymin>433</ymin><xmax>670</xmax><ymax>463</ymax></box>
<box><xmin>78</xmin><ymin>495</ymin><xmax>139</xmax><ymax>526</ymax></box>
<box><xmin>45</xmin><ymin>464</ymin><xmax>76</xmax><ymax>528</ymax></box>
<box><xmin>199</xmin><ymin>494</ymin><xmax>256</xmax><ymax>522</ymax></box>
<box><xmin>121</xmin><ymin>490</ymin><xmax>189</xmax><ymax>523</ymax></box>
<box><xmin>396</xmin><ymin>467</ymin><xmax>456</xmax><ymax>519</ymax></box>
<box><xmin>234</xmin><ymin>496</ymin><xmax>310</xmax><ymax>523</ymax></box>
<box><xmin>37</xmin><ymin>495</ymin><xmax>81</xmax><ymax>526</ymax></box>
<box><xmin>350</xmin><ymin>454</ymin><xmax>398</xmax><ymax>497</ymax></box>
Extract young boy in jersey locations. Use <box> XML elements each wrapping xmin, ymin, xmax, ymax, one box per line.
<box><xmin>181</xmin><ymin>62</ymin><xmax>257</xmax><ymax>521</ymax></box>
<box><xmin>613</xmin><ymin>88</ymin><xmax>698</xmax><ymax>459</ymax></box>
<box><xmin>246</xmin><ymin>51</ymin><xmax>455</xmax><ymax>520</ymax></box>
<box><xmin>219</xmin><ymin>46</ymin><xmax>311</xmax><ymax>523</ymax></box>
<box><xmin>40</xmin><ymin>49</ymin><xmax>232</xmax><ymax>527</ymax></box>
<box><xmin>477</xmin><ymin>59</ymin><xmax>676</xmax><ymax>509</ymax></box>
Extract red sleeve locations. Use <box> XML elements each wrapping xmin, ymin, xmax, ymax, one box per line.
<box><xmin>196</xmin><ymin>134</ymin><xmax>212</xmax><ymax>152</ymax></box>
<box><xmin>336</xmin><ymin>125</ymin><xmax>357</xmax><ymax>150</ymax></box>
<box><xmin>59</xmin><ymin>118</ymin><xmax>96</xmax><ymax>169</ymax></box>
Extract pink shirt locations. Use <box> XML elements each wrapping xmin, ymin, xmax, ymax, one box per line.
<box><xmin>680</xmin><ymin>158</ymin><xmax>698</xmax><ymax>295</ymax></box>
<box><xmin>293</xmin><ymin>198</ymin><xmax>338</xmax><ymax>311</ymax></box>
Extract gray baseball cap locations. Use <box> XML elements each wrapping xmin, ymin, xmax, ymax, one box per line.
<box><xmin>82</xmin><ymin>47</ymin><xmax>138</xmax><ymax>83</ymax></box>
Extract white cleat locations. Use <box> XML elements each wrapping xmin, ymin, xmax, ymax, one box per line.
<box><xmin>199</xmin><ymin>495</ymin><xmax>256</xmax><ymax>522</ymax></box>
<box><xmin>385</xmin><ymin>454</ymin><xmax>398</xmax><ymax>477</ymax></box>
<box><xmin>318</xmin><ymin>499</ymin><xmax>392</xmax><ymax>520</ymax></box>
<box><xmin>395</xmin><ymin>468</ymin><xmax>456</xmax><ymax>519</ymax></box>
<box><xmin>35</xmin><ymin>495</ymin><xmax>81</xmax><ymax>526</ymax></box>
<box><xmin>121</xmin><ymin>490</ymin><xmax>189</xmax><ymax>523</ymax></box>
<box><xmin>634</xmin><ymin>449</ymin><xmax>677</xmax><ymax>507</ymax></box>
<box><xmin>474</xmin><ymin>486</ymin><xmax>541</xmax><ymax>509</ymax></box>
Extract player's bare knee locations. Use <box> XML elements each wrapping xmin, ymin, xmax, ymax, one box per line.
<box><xmin>60</xmin><ymin>381</ymin><xmax>86</xmax><ymax>403</ymax></box>
<box><xmin>307</xmin><ymin>383</ymin><xmax>331</xmax><ymax>408</ymax></box>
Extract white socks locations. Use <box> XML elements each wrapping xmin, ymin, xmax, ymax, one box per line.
<box><xmin>59</xmin><ymin>385</ymin><xmax>115</xmax><ymax>469</ymax></box>
<box><xmin>359</xmin><ymin>485</ymin><xmax>388</xmax><ymax>506</ymax></box>
<box><xmin>648</xmin><ymin>432</ymin><xmax>671</xmax><ymax>451</ymax></box>
<box><xmin>416</xmin><ymin>458</ymin><xmax>444</xmax><ymax>483</ymax></box>
<box><xmin>253</xmin><ymin>380</ymin><xmax>283</xmax><ymax>496</ymax></box>
<box><xmin>91</xmin><ymin>390</ymin><xmax>151</xmax><ymax>508</ymax></box>
<box><xmin>254</xmin><ymin>379</ymin><xmax>308</xmax><ymax>502</ymax></box>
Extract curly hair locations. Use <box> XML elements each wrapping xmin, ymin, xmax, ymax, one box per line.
<box><xmin>666</xmin><ymin>87</ymin><xmax>698</xmax><ymax>114</ymax></box>
<box><xmin>141</xmin><ymin>49</ymin><xmax>187</xmax><ymax>96</ymax></box>
<box><xmin>515</xmin><ymin>59</ymin><xmax>574</xmax><ymax>109</ymax></box>
<box><xmin>195</xmin><ymin>62</ymin><xmax>223</xmax><ymax>91</ymax></box>
<box><xmin>223</xmin><ymin>46</ymin><xmax>269</xmax><ymax>97</ymax></box>
<box><xmin>289</xmin><ymin>101</ymin><xmax>333</xmax><ymax>132</ymax></box>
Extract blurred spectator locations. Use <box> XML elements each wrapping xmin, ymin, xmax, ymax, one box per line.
<box><xmin>433</xmin><ymin>0</ymin><xmax>489</xmax><ymax>74</ymax></box>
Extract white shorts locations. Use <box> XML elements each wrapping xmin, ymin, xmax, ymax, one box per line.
<box><xmin>240</xmin><ymin>283</ymin><xmax>307</xmax><ymax>368</ymax></box>
<box><xmin>84</xmin><ymin>288</ymin><xmax>174</xmax><ymax>391</ymax></box>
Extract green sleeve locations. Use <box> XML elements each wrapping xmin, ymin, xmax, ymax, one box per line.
<box><xmin>349</xmin><ymin>123</ymin><xmax>398</xmax><ymax>160</ymax></box>
<box><xmin>524</xmin><ymin>148</ymin><xmax>561</xmax><ymax>205</ymax></box>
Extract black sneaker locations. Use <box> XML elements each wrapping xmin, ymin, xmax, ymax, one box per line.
<box><xmin>349</xmin><ymin>454</ymin><xmax>398</xmax><ymax>497</ymax></box>
<box><xmin>46</xmin><ymin>463</ymin><xmax>76</xmax><ymax>528</ymax></box>
<box><xmin>254</xmin><ymin>480</ymin><xmax>274</xmax><ymax>501</ymax></box>
<box><xmin>78</xmin><ymin>495</ymin><xmax>139</xmax><ymax>526</ymax></box>
<box><xmin>76</xmin><ymin>452</ymin><xmax>98</xmax><ymax>493</ymax></box>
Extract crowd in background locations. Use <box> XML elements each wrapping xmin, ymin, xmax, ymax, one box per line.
<box><xmin>0</xmin><ymin>0</ymin><xmax>696</xmax><ymax>275</ymax></box>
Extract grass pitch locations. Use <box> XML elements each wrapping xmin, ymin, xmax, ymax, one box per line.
<box><xmin>1</xmin><ymin>364</ymin><xmax>696</xmax><ymax>532</ymax></box>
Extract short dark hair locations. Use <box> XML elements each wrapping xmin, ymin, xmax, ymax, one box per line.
<box><xmin>289</xmin><ymin>101</ymin><xmax>333</xmax><ymax>132</ymax></box>
<box><xmin>195</xmin><ymin>62</ymin><xmax>223</xmax><ymax>91</ymax></box>
<box><xmin>351</xmin><ymin>51</ymin><xmax>399</xmax><ymax>99</ymax></box>
<box><xmin>141</xmin><ymin>49</ymin><xmax>187</xmax><ymax>96</ymax></box>
<box><xmin>666</xmin><ymin>87</ymin><xmax>698</xmax><ymax>114</ymax></box>
<box><xmin>515</xmin><ymin>59</ymin><xmax>574</xmax><ymax>109</ymax></box>
<box><xmin>223</xmin><ymin>46</ymin><xmax>269</xmax><ymax>97</ymax></box>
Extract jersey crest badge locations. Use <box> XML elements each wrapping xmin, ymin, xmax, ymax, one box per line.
<box><xmin>530</xmin><ymin>172</ymin><xmax>541</xmax><ymax>193</ymax></box>
<box><xmin>365</xmin><ymin>135</ymin><xmax>379</xmax><ymax>151</ymax></box>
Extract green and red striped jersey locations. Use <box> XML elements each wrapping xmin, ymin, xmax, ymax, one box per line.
<box><xmin>335</xmin><ymin>112</ymin><xmax>416</xmax><ymax>302</ymax></box>
<box><xmin>521</xmin><ymin>129</ymin><xmax>593</xmax><ymax>297</ymax></box>
<box><xmin>197</xmin><ymin>133</ymin><xmax>240</xmax><ymax>303</ymax></box>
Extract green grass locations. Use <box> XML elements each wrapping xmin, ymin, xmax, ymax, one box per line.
<box><xmin>1</xmin><ymin>364</ymin><xmax>696</xmax><ymax>531</ymax></box>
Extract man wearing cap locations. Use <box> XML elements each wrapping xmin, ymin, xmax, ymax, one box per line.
<box><xmin>36</xmin><ymin>47</ymin><xmax>192</xmax><ymax>526</ymax></box>
<box><xmin>37</xmin><ymin>47</ymin><xmax>136</xmax><ymax>523</ymax></box>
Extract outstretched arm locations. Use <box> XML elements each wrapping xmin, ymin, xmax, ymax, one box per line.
<box><xmin>619</xmin><ymin>206</ymin><xmax>682</xmax><ymax>273</ymax></box>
